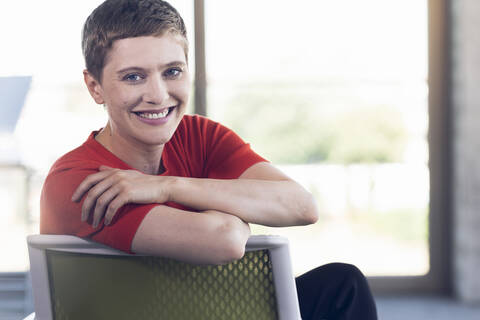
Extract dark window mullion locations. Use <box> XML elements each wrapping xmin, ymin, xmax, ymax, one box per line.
<box><xmin>194</xmin><ymin>0</ymin><xmax>207</xmax><ymax>116</ymax></box>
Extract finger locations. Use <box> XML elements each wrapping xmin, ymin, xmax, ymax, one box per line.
<box><xmin>104</xmin><ymin>194</ymin><xmax>128</xmax><ymax>226</ymax></box>
<box><xmin>99</xmin><ymin>165</ymin><xmax>114</xmax><ymax>171</ymax></box>
<box><xmin>92</xmin><ymin>186</ymin><xmax>121</xmax><ymax>227</ymax></box>
<box><xmin>81</xmin><ymin>177</ymin><xmax>116</xmax><ymax>222</ymax></box>
<box><xmin>72</xmin><ymin>169</ymin><xmax>116</xmax><ymax>202</ymax></box>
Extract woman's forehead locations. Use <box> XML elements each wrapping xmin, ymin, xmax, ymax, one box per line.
<box><xmin>105</xmin><ymin>35</ymin><xmax>187</xmax><ymax>70</ymax></box>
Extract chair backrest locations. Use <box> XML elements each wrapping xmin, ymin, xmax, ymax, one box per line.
<box><xmin>27</xmin><ymin>234</ymin><xmax>301</xmax><ymax>320</ymax></box>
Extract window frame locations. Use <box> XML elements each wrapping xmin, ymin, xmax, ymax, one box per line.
<box><xmin>368</xmin><ymin>0</ymin><xmax>452</xmax><ymax>294</ymax></box>
<box><xmin>193</xmin><ymin>0</ymin><xmax>452</xmax><ymax>294</ymax></box>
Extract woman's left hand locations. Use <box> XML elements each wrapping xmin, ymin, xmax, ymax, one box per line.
<box><xmin>71</xmin><ymin>166</ymin><xmax>171</xmax><ymax>227</ymax></box>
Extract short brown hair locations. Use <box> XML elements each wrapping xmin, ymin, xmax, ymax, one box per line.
<box><xmin>82</xmin><ymin>0</ymin><xmax>188</xmax><ymax>82</ymax></box>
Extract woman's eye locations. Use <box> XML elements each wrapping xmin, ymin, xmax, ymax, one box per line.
<box><xmin>164</xmin><ymin>68</ymin><xmax>182</xmax><ymax>78</ymax></box>
<box><xmin>123</xmin><ymin>74</ymin><xmax>143</xmax><ymax>82</ymax></box>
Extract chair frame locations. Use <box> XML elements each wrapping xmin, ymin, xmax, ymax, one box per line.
<box><xmin>27</xmin><ymin>234</ymin><xmax>301</xmax><ymax>320</ymax></box>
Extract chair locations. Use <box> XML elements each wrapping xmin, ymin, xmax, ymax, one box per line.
<box><xmin>25</xmin><ymin>234</ymin><xmax>301</xmax><ymax>320</ymax></box>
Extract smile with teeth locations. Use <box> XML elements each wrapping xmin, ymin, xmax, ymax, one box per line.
<box><xmin>136</xmin><ymin>107</ymin><xmax>173</xmax><ymax>119</ymax></box>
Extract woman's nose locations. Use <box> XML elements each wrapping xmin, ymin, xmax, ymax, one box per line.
<box><xmin>144</xmin><ymin>75</ymin><xmax>169</xmax><ymax>105</ymax></box>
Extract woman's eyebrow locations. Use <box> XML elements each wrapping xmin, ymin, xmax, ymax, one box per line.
<box><xmin>116</xmin><ymin>66</ymin><xmax>145</xmax><ymax>75</ymax></box>
<box><xmin>163</xmin><ymin>61</ymin><xmax>187</xmax><ymax>68</ymax></box>
<box><xmin>116</xmin><ymin>61</ymin><xmax>186</xmax><ymax>74</ymax></box>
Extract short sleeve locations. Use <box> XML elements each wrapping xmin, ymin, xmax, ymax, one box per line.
<box><xmin>40</xmin><ymin>160</ymin><xmax>155</xmax><ymax>253</ymax></box>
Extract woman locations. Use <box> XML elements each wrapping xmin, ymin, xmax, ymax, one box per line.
<box><xmin>40</xmin><ymin>1</ymin><xmax>377</xmax><ymax>319</ymax></box>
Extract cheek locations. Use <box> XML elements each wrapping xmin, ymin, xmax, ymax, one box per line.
<box><xmin>109</xmin><ymin>86</ymin><xmax>142</xmax><ymax>109</ymax></box>
<box><xmin>174</xmin><ymin>79</ymin><xmax>191</xmax><ymax>101</ymax></box>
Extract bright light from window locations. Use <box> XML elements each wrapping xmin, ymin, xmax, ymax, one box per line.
<box><xmin>206</xmin><ymin>0</ymin><xmax>428</xmax><ymax>276</ymax></box>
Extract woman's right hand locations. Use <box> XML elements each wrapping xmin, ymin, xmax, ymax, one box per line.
<box><xmin>71</xmin><ymin>165</ymin><xmax>172</xmax><ymax>227</ymax></box>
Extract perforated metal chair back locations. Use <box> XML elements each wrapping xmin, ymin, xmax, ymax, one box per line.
<box><xmin>27</xmin><ymin>235</ymin><xmax>301</xmax><ymax>320</ymax></box>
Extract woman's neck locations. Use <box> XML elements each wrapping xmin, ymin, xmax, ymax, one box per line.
<box><xmin>95</xmin><ymin>125</ymin><xmax>165</xmax><ymax>175</ymax></box>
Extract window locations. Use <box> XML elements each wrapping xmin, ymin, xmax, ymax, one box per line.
<box><xmin>205</xmin><ymin>0</ymin><xmax>429</xmax><ymax>277</ymax></box>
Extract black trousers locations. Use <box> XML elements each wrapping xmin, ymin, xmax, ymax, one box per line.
<box><xmin>295</xmin><ymin>263</ymin><xmax>378</xmax><ymax>320</ymax></box>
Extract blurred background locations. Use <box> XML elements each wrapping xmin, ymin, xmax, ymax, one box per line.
<box><xmin>1</xmin><ymin>0</ymin><xmax>480</xmax><ymax>319</ymax></box>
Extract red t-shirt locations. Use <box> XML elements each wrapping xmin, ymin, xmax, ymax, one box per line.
<box><xmin>40</xmin><ymin>115</ymin><xmax>265</xmax><ymax>253</ymax></box>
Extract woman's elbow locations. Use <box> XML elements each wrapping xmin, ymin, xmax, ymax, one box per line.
<box><xmin>298</xmin><ymin>191</ymin><xmax>319</xmax><ymax>225</ymax></box>
<box><xmin>216</xmin><ymin>216</ymin><xmax>250</xmax><ymax>264</ymax></box>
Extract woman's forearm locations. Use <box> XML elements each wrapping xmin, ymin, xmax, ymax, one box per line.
<box><xmin>167</xmin><ymin>177</ymin><xmax>318</xmax><ymax>227</ymax></box>
<box><xmin>132</xmin><ymin>207</ymin><xmax>251</xmax><ymax>265</ymax></box>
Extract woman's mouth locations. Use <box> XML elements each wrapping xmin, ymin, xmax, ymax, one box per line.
<box><xmin>133</xmin><ymin>106</ymin><xmax>176</xmax><ymax>125</ymax></box>
<box><xmin>134</xmin><ymin>107</ymin><xmax>175</xmax><ymax>119</ymax></box>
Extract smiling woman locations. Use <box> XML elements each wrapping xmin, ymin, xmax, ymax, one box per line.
<box><xmin>83</xmin><ymin>36</ymin><xmax>190</xmax><ymax>174</ymax></box>
<box><xmin>35</xmin><ymin>0</ymin><xmax>379</xmax><ymax>319</ymax></box>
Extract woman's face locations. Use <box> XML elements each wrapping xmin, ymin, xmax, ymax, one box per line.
<box><xmin>92</xmin><ymin>35</ymin><xmax>190</xmax><ymax>149</ymax></box>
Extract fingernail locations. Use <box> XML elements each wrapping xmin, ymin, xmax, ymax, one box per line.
<box><xmin>104</xmin><ymin>219</ymin><xmax>110</xmax><ymax>226</ymax></box>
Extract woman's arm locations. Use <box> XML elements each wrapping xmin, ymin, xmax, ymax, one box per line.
<box><xmin>169</xmin><ymin>162</ymin><xmax>318</xmax><ymax>227</ymax></box>
<box><xmin>73</xmin><ymin>162</ymin><xmax>318</xmax><ymax>228</ymax></box>
<box><xmin>131</xmin><ymin>207</ymin><xmax>250</xmax><ymax>265</ymax></box>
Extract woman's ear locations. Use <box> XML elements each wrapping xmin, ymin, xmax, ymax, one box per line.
<box><xmin>83</xmin><ymin>70</ymin><xmax>105</xmax><ymax>105</ymax></box>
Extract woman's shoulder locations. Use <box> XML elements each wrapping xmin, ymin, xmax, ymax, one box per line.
<box><xmin>176</xmin><ymin>114</ymin><xmax>230</xmax><ymax>137</ymax></box>
<box><xmin>179</xmin><ymin>114</ymin><xmax>219</xmax><ymax>127</ymax></box>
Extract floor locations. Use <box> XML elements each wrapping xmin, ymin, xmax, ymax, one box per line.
<box><xmin>3</xmin><ymin>295</ymin><xmax>480</xmax><ymax>319</ymax></box>
<box><xmin>375</xmin><ymin>295</ymin><xmax>480</xmax><ymax>320</ymax></box>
